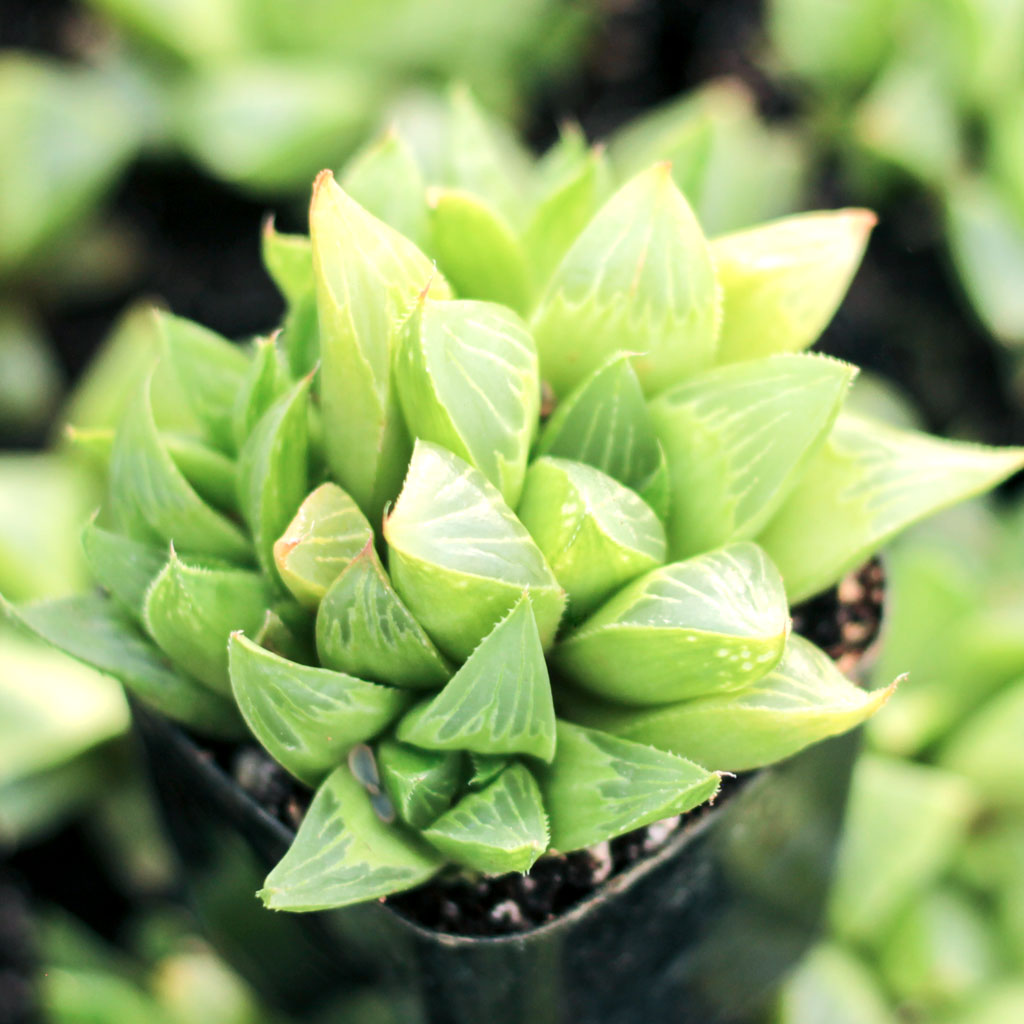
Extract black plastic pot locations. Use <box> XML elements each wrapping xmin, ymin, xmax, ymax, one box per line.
<box><xmin>133</xmin><ymin>705</ymin><xmax>859</xmax><ymax>1024</ymax></box>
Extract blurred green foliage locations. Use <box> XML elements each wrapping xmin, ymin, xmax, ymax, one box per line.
<box><xmin>773</xmin><ymin>488</ymin><xmax>1024</xmax><ymax>1023</ymax></box>
<box><xmin>768</xmin><ymin>0</ymin><xmax>1024</xmax><ymax>350</ymax></box>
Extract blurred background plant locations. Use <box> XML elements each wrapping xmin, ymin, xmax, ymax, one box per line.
<box><xmin>4</xmin><ymin>0</ymin><xmax>1024</xmax><ymax>1021</ymax></box>
<box><xmin>765</xmin><ymin>0</ymin><xmax>1024</xmax><ymax>439</ymax></box>
<box><xmin>769</xmin><ymin>386</ymin><xmax>1024</xmax><ymax>1023</ymax></box>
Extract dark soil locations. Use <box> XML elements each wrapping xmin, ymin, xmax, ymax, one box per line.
<box><xmin>223</xmin><ymin>560</ymin><xmax>884</xmax><ymax>938</ymax></box>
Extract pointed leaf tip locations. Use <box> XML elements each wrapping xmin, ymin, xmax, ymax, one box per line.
<box><xmin>397</xmin><ymin>593</ymin><xmax>557</xmax><ymax>762</ymax></box>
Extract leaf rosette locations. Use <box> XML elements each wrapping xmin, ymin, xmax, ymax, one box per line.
<box><xmin>11</xmin><ymin>92</ymin><xmax>1024</xmax><ymax>915</ymax></box>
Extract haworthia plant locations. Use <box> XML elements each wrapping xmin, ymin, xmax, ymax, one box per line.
<box><xmin>9</xmin><ymin>101</ymin><xmax>1023</xmax><ymax>915</ymax></box>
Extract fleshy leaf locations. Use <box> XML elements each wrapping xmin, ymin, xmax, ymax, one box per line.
<box><xmin>443</xmin><ymin>84</ymin><xmax>530</xmax><ymax>226</ymax></box>
<box><xmin>538</xmin><ymin>720</ymin><xmax>719</xmax><ymax>852</ymax></box>
<box><xmin>252</xmin><ymin>606</ymin><xmax>311</xmax><ymax>665</ymax></box>
<box><xmin>829</xmin><ymin>755</ymin><xmax>978</xmax><ymax>944</ymax></box>
<box><xmin>143</xmin><ymin>553</ymin><xmax>271</xmax><ymax>696</ymax></box>
<box><xmin>160</xmin><ymin>433</ymin><xmax>240</xmax><ymax>515</ymax></box>
<box><xmin>422</xmin><ymin>763</ymin><xmax>548</xmax><ymax>874</ymax></box>
<box><xmin>65</xmin><ymin>426</ymin><xmax>238</xmax><ymax>516</ymax></box>
<box><xmin>394</xmin><ymin>299</ymin><xmax>539</xmax><ymax>506</ymax></box>
<box><xmin>228</xmin><ymin>633</ymin><xmax>410</xmax><ymax>787</ymax></box>
<box><xmin>261</xmin><ymin>220</ymin><xmax>318</xmax><ymax>376</ymax></box>
<box><xmin>384</xmin><ymin>442</ymin><xmax>566</xmax><ymax>661</ymax></box>
<box><xmin>649</xmin><ymin>354</ymin><xmax>856</xmax><ymax>558</ymax></box>
<box><xmin>939</xmin><ymin>679</ymin><xmax>1024</xmax><ymax>810</ymax></box>
<box><xmin>262</xmin><ymin>219</ymin><xmax>313</xmax><ymax>308</ymax></box>
<box><xmin>1</xmin><ymin>593</ymin><xmax>242</xmax><ymax>738</ymax></box>
<box><xmin>563</xmin><ymin>635</ymin><xmax>896</xmax><ymax>772</ymax></box>
<box><xmin>469</xmin><ymin>753</ymin><xmax>511</xmax><ymax>790</ymax></box>
<box><xmin>554</xmin><ymin>542</ymin><xmax>789</xmax><ymax>705</ymax></box>
<box><xmin>82</xmin><ymin>520</ymin><xmax>169</xmax><ymax>616</ymax></box>
<box><xmin>274</xmin><ymin>483</ymin><xmax>373</xmax><ymax>609</ymax></box>
<box><xmin>531</xmin><ymin>164</ymin><xmax>720</xmax><ymax>397</ymax></box>
<box><xmin>377</xmin><ymin>738</ymin><xmax>464</xmax><ymax>829</ymax></box>
<box><xmin>523</xmin><ymin>140</ymin><xmax>612</xmax><ymax>289</ymax></box>
<box><xmin>156</xmin><ymin>311</ymin><xmax>250</xmax><ymax>454</ymax></box>
<box><xmin>259</xmin><ymin>765</ymin><xmax>441</xmax><ymax>911</ymax></box>
<box><xmin>711</xmin><ymin>210</ymin><xmax>875</xmax><ymax>363</ymax></box>
<box><xmin>109</xmin><ymin>376</ymin><xmax>251</xmax><ymax>562</ymax></box>
<box><xmin>311</xmin><ymin>171</ymin><xmax>450</xmax><ymax>518</ymax></box>
<box><xmin>535</xmin><ymin>353</ymin><xmax>669</xmax><ymax>519</ymax></box>
<box><xmin>427</xmin><ymin>189</ymin><xmax>531</xmax><ymax>313</ymax></box>
<box><xmin>758</xmin><ymin>414</ymin><xmax>1024</xmax><ymax>602</ymax></box>
<box><xmin>236</xmin><ymin>375</ymin><xmax>311</xmax><ymax>580</ymax></box>
<box><xmin>517</xmin><ymin>458</ymin><xmax>666</xmax><ymax>618</ymax></box>
<box><xmin>342</xmin><ymin>128</ymin><xmax>429</xmax><ymax>249</ymax></box>
<box><xmin>946</xmin><ymin>175</ymin><xmax>1024</xmax><ymax>346</ymax></box>
<box><xmin>316</xmin><ymin>543</ymin><xmax>452</xmax><ymax>689</ymax></box>
<box><xmin>397</xmin><ymin>594</ymin><xmax>557</xmax><ymax>762</ymax></box>
<box><xmin>231</xmin><ymin>335</ymin><xmax>290</xmax><ymax>451</ymax></box>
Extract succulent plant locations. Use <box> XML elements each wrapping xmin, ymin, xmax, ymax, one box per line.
<box><xmin>6</xmin><ymin>100</ymin><xmax>1024</xmax><ymax>914</ymax></box>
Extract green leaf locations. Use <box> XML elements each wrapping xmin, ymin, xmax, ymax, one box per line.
<box><xmin>175</xmin><ymin>64</ymin><xmax>373</xmax><ymax>192</ymax></box>
<box><xmin>262</xmin><ymin>219</ymin><xmax>313</xmax><ymax>308</ymax></box>
<box><xmin>563</xmin><ymin>634</ymin><xmax>896</xmax><ymax>772</ymax></box>
<box><xmin>394</xmin><ymin>299</ymin><xmax>539</xmax><ymax>506</ymax></box>
<box><xmin>143</xmin><ymin>553</ymin><xmax>271</xmax><ymax>696</ymax></box>
<box><xmin>228</xmin><ymin>633</ymin><xmax>410</xmax><ymax>787</ymax></box>
<box><xmin>397</xmin><ymin>594</ymin><xmax>556</xmax><ymax>762</ymax></box>
<box><xmin>775</xmin><ymin>944</ymin><xmax>901</xmax><ymax>1024</ymax></box>
<box><xmin>711</xmin><ymin>210</ymin><xmax>875</xmax><ymax>363</ymax></box>
<box><xmin>946</xmin><ymin>175</ymin><xmax>1024</xmax><ymax>346</ymax></box>
<box><xmin>60</xmin><ymin>302</ymin><xmax>196</xmax><ymax>438</ymax></box>
<box><xmin>443</xmin><ymin>84</ymin><xmax>530</xmax><ymax>226</ymax></box>
<box><xmin>236</xmin><ymin>375</ymin><xmax>311</xmax><ymax>580</ymax></box>
<box><xmin>469</xmin><ymin>753</ymin><xmax>511</xmax><ymax>790</ymax></box>
<box><xmin>517</xmin><ymin>458</ymin><xmax>666</xmax><ymax>618</ymax></box>
<box><xmin>251</xmin><ymin>606</ymin><xmax>311</xmax><ymax>665</ymax></box>
<box><xmin>342</xmin><ymin>128</ymin><xmax>430</xmax><ymax>249</ymax></box>
<box><xmin>939</xmin><ymin>678</ymin><xmax>1024</xmax><ymax>811</ymax></box>
<box><xmin>71</xmin><ymin>426</ymin><xmax>239</xmax><ymax>516</ymax></box>
<box><xmin>231</xmin><ymin>335</ymin><xmax>290</xmax><ymax>451</ymax></box>
<box><xmin>384</xmin><ymin>442</ymin><xmax>566</xmax><ymax>661</ymax></box>
<box><xmin>0</xmin><ymin>453</ymin><xmax>94</xmax><ymax>602</ymax></box>
<box><xmin>853</xmin><ymin>57</ymin><xmax>961</xmax><ymax>186</ymax></box>
<box><xmin>260</xmin><ymin>220</ymin><xmax>318</xmax><ymax>376</ymax></box>
<box><xmin>0</xmin><ymin>58</ymin><xmax>139</xmax><ymax>272</ymax></box>
<box><xmin>82</xmin><ymin>519</ymin><xmax>168</xmax><ymax>616</ymax></box>
<box><xmin>769</xmin><ymin>0</ymin><xmax>894</xmax><ymax>89</ymax></box>
<box><xmin>259</xmin><ymin>765</ymin><xmax>441</xmax><ymax>911</ymax></box>
<box><xmin>377</xmin><ymin>738</ymin><xmax>464</xmax><ymax>830</ymax></box>
<box><xmin>757</xmin><ymin>414</ymin><xmax>1024</xmax><ymax>602</ymax></box>
<box><xmin>523</xmin><ymin>139</ymin><xmax>612</xmax><ymax>289</ymax></box>
<box><xmin>274</xmin><ymin>482</ymin><xmax>373</xmax><ymax>609</ymax></box>
<box><xmin>1</xmin><ymin>593</ymin><xmax>242</xmax><ymax>738</ymax></box>
<box><xmin>649</xmin><ymin>354</ymin><xmax>856</xmax><ymax>558</ymax></box>
<box><xmin>160</xmin><ymin>434</ymin><xmax>240</xmax><ymax>516</ymax></box>
<box><xmin>609</xmin><ymin>81</ymin><xmax>806</xmax><ymax>236</ymax></box>
<box><xmin>531</xmin><ymin>164</ymin><xmax>720</xmax><ymax>397</ymax></box>
<box><xmin>554</xmin><ymin>542</ymin><xmax>788</xmax><ymax>705</ymax></box>
<box><xmin>829</xmin><ymin>755</ymin><xmax>978</xmax><ymax>945</ymax></box>
<box><xmin>311</xmin><ymin>171</ymin><xmax>450</xmax><ymax>518</ymax></box>
<box><xmin>156</xmin><ymin>312</ymin><xmax>250</xmax><ymax>454</ymax></box>
<box><xmin>108</xmin><ymin>376</ymin><xmax>252</xmax><ymax>563</ymax></box>
<box><xmin>427</xmin><ymin>189</ymin><xmax>531</xmax><ymax>313</ymax></box>
<box><xmin>538</xmin><ymin>720</ymin><xmax>718</xmax><ymax>852</ymax></box>
<box><xmin>535</xmin><ymin>353</ymin><xmax>669</xmax><ymax>519</ymax></box>
<box><xmin>316</xmin><ymin>543</ymin><xmax>452</xmax><ymax>689</ymax></box>
<box><xmin>423</xmin><ymin>763</ymin><xmax>549</xmax><ymax>874</ymax></box>
<box><xmin>877</xmin><ymin>887</ymin><xmax>1000</xmax><ymax>1011</ymax></box>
